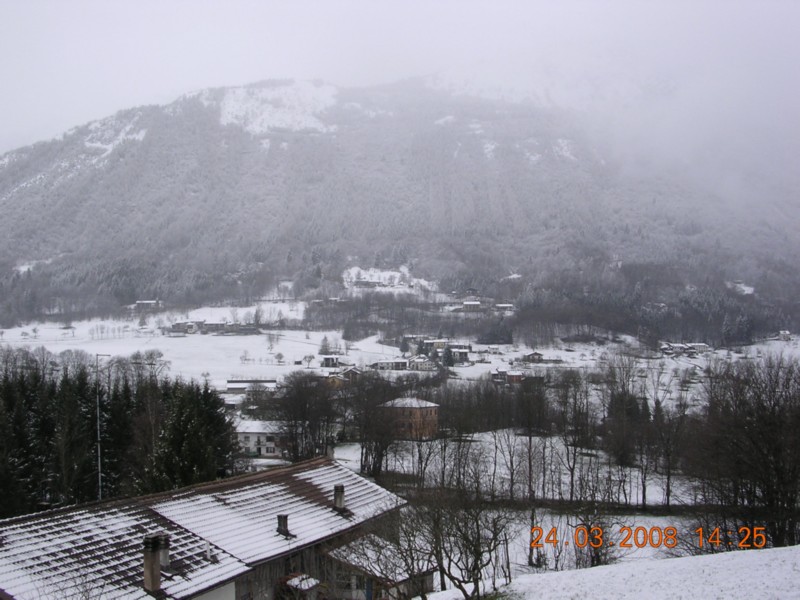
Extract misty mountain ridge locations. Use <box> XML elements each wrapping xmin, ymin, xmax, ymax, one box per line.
<box><xmin>0</xmin><ymin>77</ymin><xmax>797</xmax><ymax>325</ymax></box>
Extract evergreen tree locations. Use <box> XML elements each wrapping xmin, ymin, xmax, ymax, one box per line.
<box><xmin>103</xmin><ymin>377</ymin><xmax>135</xmax><ymax>497</ymax></box>
<box><xmin>319</xmin><ymin>335</ymin><xmax>331</xmax><ymax>355</ymax></box>
<box><xmin>148</xmin><ymin>380</ymin><xmax>235</xmax><ymax>491</ymax></box>
<box><xmin>442</xmin><ymin>346</ymin><xmax>455</xmax><ymax>367</ymax></box>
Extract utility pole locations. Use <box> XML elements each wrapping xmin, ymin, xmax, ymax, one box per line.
<box><xmin>95</xmin><ymin>353</ymin><xmax>111</xmax><ymax>501</ymax></box>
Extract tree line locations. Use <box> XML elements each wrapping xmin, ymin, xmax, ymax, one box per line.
<box><xmin>0</xmin><ymin>345</ymin><xmax>236</xmax><ymax>518</ymax></box>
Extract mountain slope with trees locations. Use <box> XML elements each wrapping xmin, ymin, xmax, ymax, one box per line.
<box><xmin>0</xmin><ymin>78</ymin><xmax>797</xmax><ymax>326</ymax></box>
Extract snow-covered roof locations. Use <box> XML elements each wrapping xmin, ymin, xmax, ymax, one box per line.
<box><xmin>380</xmin><ymin>398</ymin><xmax>439</xmax><ymax>408</ymax></box>
<box><xmin>408</xmin><ymin>354</ymin><xmax>434</xmax><ymax>362</ymax></box>
<box><xmin>0</xmin><ymin>504</ymin><xmax>246</xmax><ymax>599</ymax></box>
<box><xmin>0</xmin><ymin>458</ymin><xmax>401</xmax><ymax>599</ymax></box>
<box><xmin>234</xmin><ymin>418</ymin><xmax>283</xmax><ymax>435</ymax></box>
<box><xmin>152</xmin><ymin>459</ymin><xmax>402</xmax><ymax>566</ymax></box>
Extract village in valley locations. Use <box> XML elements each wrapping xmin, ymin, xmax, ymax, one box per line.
<box><xmin>1</xmin><ymin>2</ymin><xmax>798</xmax><ymax>597</ymax></box>
<box><xmin>0</xmin><ymin>265</ymin><xmax>798</xmax><ymax>598</ymax></box>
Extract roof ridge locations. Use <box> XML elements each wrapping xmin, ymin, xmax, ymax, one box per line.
<box><xmin>0</xmin><ymin>457</ymin><xmax>336</xmax><ymax>524</ymax></box>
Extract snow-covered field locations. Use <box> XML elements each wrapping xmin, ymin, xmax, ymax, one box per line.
<box><xmin>2</xmin><ymin>302</ymin><xmax>798</xmax><ymax>398</ymax></box>
<box><xmin>3</xmin><ymin>303</ymin><xmax>799</xmax><ymax>593</ymax></box>
<box><xmin>0</xmin><ymin>305</ymin><xmax>405</xmax><ymax>390</ymax></box>
<box><xmin>502</xmin><ymin>544</ymin><xmax>800</xmax><ymax>599</ymax></box>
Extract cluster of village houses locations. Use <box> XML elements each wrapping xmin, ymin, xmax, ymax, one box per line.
<box><xmin>225</xmin><ymin>342</ymin><xmax>556</xmax><ymax>461</ymax></box>
<box><xmin>227</xmin><ymin>378</ymin><xmax>440</xmax><ymax>460</ymax></box>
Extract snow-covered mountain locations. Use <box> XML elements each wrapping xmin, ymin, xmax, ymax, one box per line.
<box><xmin>0</xmin><ymin>78</ymin><xmax>797</xmax><ymax>322</ymax></box>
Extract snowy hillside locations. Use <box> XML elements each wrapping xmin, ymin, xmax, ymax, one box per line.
<box><xmin>499</xmin><ymin>545</ymin><xmax>800</xmax><ymax>600</ymax></box>
<box><xmin>192</xmin><ymin>80</ymin><xmax>339</xmax><ymax>135</ymax></box>
<box><xmin>1</xmin><ymin>77</ymin><xmax>799</xmax><ymax>328</ymax></box>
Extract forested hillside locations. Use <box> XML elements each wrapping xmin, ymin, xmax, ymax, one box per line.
<box><xmin>0</xmin><ymin>78</ymin><xmax>798</xmax><ymax>327</ymax></box>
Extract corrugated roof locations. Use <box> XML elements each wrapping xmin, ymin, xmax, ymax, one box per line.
<box><xmin>0</xmin><ymin>458</ymin><xmax>401</xmax><ymax>599</ymax></box>
<box><xmin>154</xmin><ymin>460</ymin><xmax>401</xmax><ymax>566</ymax></box>
<box><xmin>0</xmin><ymin>504</ymin><xmax>246</xmax><ymax>599</ymax></box>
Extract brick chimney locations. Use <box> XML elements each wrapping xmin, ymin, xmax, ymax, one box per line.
<box><xmin>333</xmin><ymin>485</ymin><xmax>346</xmax><ymax>511</ymax></box>
<box><xmin>143</xmin><ymin>534</ymin><xmax>161</xmax><ymax>593</ymax></box>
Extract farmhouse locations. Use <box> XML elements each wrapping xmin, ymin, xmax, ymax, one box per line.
<box><xmin>369</xmin><ymin>358</ymin><xmax>408</xmax><ymax>371</ymax></box>
<box><xmin>0</xmin><ymin>458</ymin><xmax>411</xmax><ymax>600</ymax></box>
<box><xmin>408</xmin><ymin>354</ymin><xmax>437</xmax><ymax>371</ymax></box>
<box><xmin>462</xmin><ymin>300</ymin><xmax>482</xmax><ymax>312</ymax></box>
<box><xmin>379</xmin><ymin>397</ymin><xmax>439</xmax><ymax>440</ymax></box>
<box><xmin>521</xmin><ymin>351</ymin><xmax>544</xmax><ymax>363</ymax></box>
<box><xmin>235</xmin><ymin>418</ymin><xmax>284</xmax><ymax>457</ymax></box>
<box><xmin>226</xmin><ymin>378</ymin><xmax>279</xmax><ymax>396</ymax></box>
<box><xmin>321</xmin><ymin>355</ymin><xmax>341</xmax><ymax>368</ymax></box>
<box><xmin>421</xmin><ymin>339</ymin><xmax>448</xmax><ymax>353</ymax></box>
<box><xmin>134</xmin><ymin>299</ymin><xmax>163</xmax><ymax>313</ymax></box>
<box><xmin>450</xmin><ymin>348</ymin><xmax>470</xmax><ymax>363</ymax></box>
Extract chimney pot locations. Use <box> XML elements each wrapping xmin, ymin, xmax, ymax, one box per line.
<box><xmin>333</xmin><ymin>485</ymin><xmax>346</xmax><ymax>511</ymax></box>
<box><xmin>158</xmin><ymin>532</ymin><xmax>171</xmax><ymax>570</ymax></box>
<box><xmin>277</xmin><ymin>514</ymin><xmax>289</xmax><ymax>535</ymax></box>
<box><xmin>143</xmin><ymin>534</ymin><xmax>161</xmax><ymax>593</ymax></box>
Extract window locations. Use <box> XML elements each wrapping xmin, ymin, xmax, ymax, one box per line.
<box><xmin>244</xmin><ymin>435</ymin><xmax>250</xmax><ymax>442</ymax></box>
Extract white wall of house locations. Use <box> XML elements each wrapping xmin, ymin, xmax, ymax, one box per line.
<box><xmin>238</xmin><ymin>432</ymin><xmax>278</xmax><ymax>456</ymax></box>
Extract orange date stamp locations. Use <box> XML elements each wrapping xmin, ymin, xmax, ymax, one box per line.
<box><xmin>694</xmin><ymin>526</ymin><xmax>767</xmax><ymax>549</ymax></box>
<box><xmin>530</xmin><ymin>526</ymin><xmax>679</xmax><ymax>549</ymax></box>
<box><xmin>531</xmin><ymin>525</ymin><xmax>769</xmax><ymax>549</ymax></box>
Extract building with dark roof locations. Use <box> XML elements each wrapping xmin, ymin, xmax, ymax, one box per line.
<box><xmin>0</xmin><ymin>458</ymin><xmax>404</xmax><ymax>599</ymax></box>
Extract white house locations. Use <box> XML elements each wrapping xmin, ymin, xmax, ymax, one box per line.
<box><xmin>235</xmin><ymin>419</ymin><xmax>283</xmax><ymax>456</ymax></box>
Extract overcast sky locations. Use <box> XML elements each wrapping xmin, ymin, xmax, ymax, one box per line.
<box><xmin>1</xmin><ymin>0</ymin><xmax>798</xmax><ymax>167</ymax></box>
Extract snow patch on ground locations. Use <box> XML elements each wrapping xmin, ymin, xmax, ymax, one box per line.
<box><xmin>525</xmin><ymin>151</ymin><xmax>542</xmax><ymax>164</ymax></box>
<box><xmin>14</xmin><ymin>256</ymin><xmax>58</xmax><ymax>274</ymax></box>
<box><xmin>501</xmin><ymin>545</ymin><xmax>800</xmax><ymax>600</ymax></box>
<box><xmin>2</xmin><ymin>173</ymin><xmax>46</xmax><ymax>200</ymax></box>
<box><xmin>211</xmin><ymin>81</ymin><xmax>338</xmax><ymax>135</ymax></box>
<box><xmin>468</xmin><ymin>121</ymin><xmax>484</xmax><ymax>134</ymax></box>
<box><xmin>553</xmin><ymin>138</ymin><xmax>576</xmax><ymax>161</ymax></box>
<box><xmin>483</xmin><ymin>141</ymin><xmax>498</xmax><ymax>159</ymax></box>
<box><xmin>343</xmin><ymin>102</ymin><xmax>392</xmax><ymax>119</ymax></box>
<box><xmin>435</xmin><ymin>115</ymin><xmax>456</xmax><ymax>125</ymax></box>
<box><xmin>727</xmin><ymin>281</ymin><xmax>755</xmax><ymax>295</ymax></box>
<box><xmin>260</xmin><ymin>139</ymin><xmax>271</xmax><ymax>152</ymax></box>
<box><xmin>83</xmin><ymin>114</ymin><xmax>147</xmax><ymax>163</ymax></box>
<box><xmin>342</xmin><ymin>266</ymin><xmax>437</xmax><ymax>295</ymax></box>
